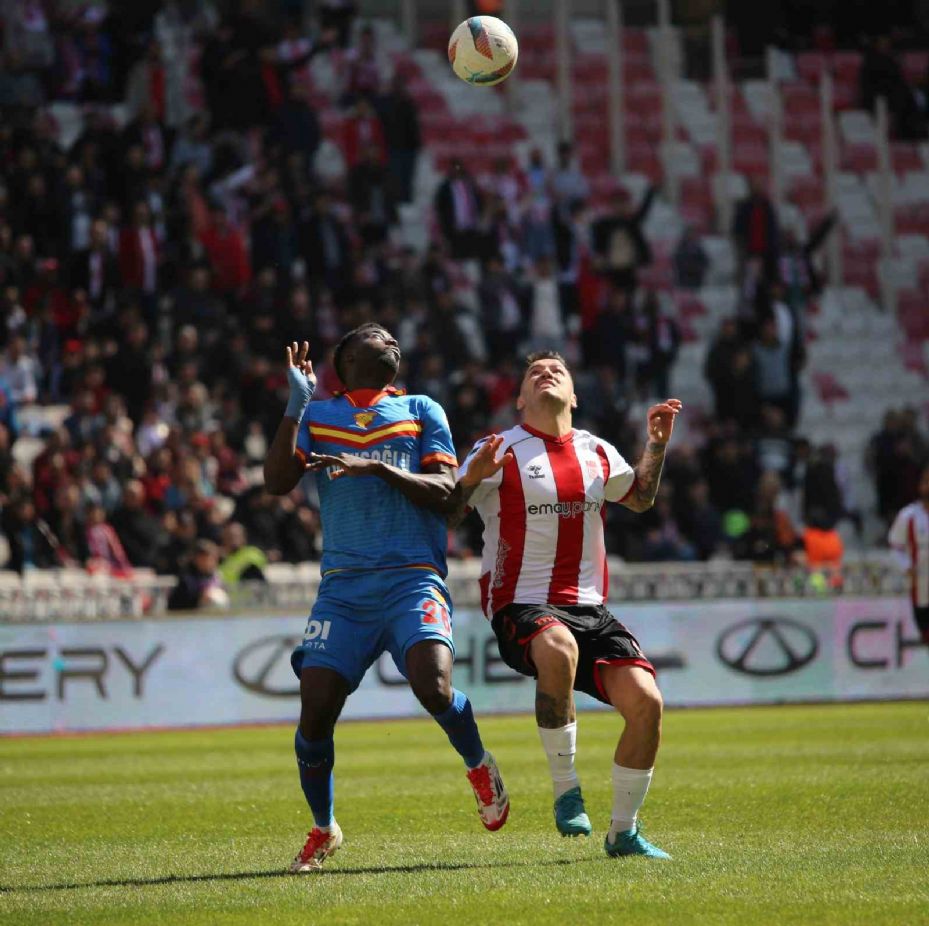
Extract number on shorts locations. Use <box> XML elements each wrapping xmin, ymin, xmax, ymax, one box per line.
<box><xmin>421</xmin><ymin>598</ymin><xmax>451</xmax><ymax>635</ymax></box>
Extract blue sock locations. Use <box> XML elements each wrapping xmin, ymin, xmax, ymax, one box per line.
<box><xmin>294</xmin><ymin>729</ymin><xmax>334</xmax><ymax>828</ymax></box>
<box><xmin>432</xmin><ymin>689</ymin><xmax>485</xmax><ymax>769</ymax></box>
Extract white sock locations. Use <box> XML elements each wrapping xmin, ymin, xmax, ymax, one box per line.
<box><xmin>608</xmin><ymin>764</ymin><xmax>653</xmax><ymax>840</ymax></box>
<box><xmin>538</xmin><ymin>722</ymin><xmax>579</xmax><ymax>799</ymax></box>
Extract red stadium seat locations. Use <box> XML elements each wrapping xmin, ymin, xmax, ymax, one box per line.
<box><xmin>832</xmin><ymin>51</ymin><xmax>862</xmax><ymax>85</ymax></box>
<box><xmin>420</xmin><ymin>22</ymin><xmax>449</xmax><ymax>52</ymax></box>
<box><xmin>898</xmin><ymin>291</ymin><xmax>929</xmax><ymax>342</ymax></box>
<box><xmin>796</xmin><ymin>52</ymin><xmax>826</xmax><ymax>84</ymax></box>
<box><xmin>573</xmin><ymin>54</ymin><xmax>607</xmax><ymax>83</ymax></box>
<box><xmin>787</xmin><ymin>177</ymin><xmax>825</xmax><ymax>215</ymax></box>
<box><xmin>623</xmin><ymin>30</ymin><xmax>650</xmax><ymax>55</ymax></box>
<box><xmin>812</xmin><ymin>371</ymin><xmax>850</xmax><ymax>403</ymax></box>
<box><xmin>891</xmin><ymin>143</ymin><xmax>923</xmax><ymax>173</ymax></box>
<box><xmin>842</xmin><ymin>143</ymin><xmax>878</xmax><ymax>173</ymax></box>
<box><xmin>625</xmin><ymin>55</ymin><xmax>656</xmax><ymax>83</ymax></box>
<box><xmin>678</xmin><ymin>203</ymin><xmax>714</xmax><ymax>233</ymax></box>
<box><xmin>895</xmin><ymin>204</ymin><xmax>929</xmax><ymax>236</ymax></box>
<box><xmin>782</xmin><ymin>83</ymin><xmax>819</xmax><ymax>116</ymax></box>
<box><xmin>733</xmin><ymin>143</ymin><xmax>770</xmax><ymax>175</ymax></box>
<box><xmin>732</xmin><ymin>123</ymin><xmax>767</xmax><ymax>147</ymax></box>
<box><xmin>784</xmin><ymin>111</ymin><xmax>823</xmax><ymax>146</ymax></box>
<box><xmin>831</xmin><ymin>81</ymin><xmax>857</xmax><ymax>111</ymax></box>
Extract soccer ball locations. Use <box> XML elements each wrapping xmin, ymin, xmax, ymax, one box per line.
<box><xmin>448</xmin><ymin>16</ymin><xmax>518</xmax><ymax>86</ymax></box>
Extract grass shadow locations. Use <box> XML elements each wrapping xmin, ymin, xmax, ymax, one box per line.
<box><xmin>0</xmin><ymin>856</ymin><xmax>595</xmax><ymax>894</ymax></box>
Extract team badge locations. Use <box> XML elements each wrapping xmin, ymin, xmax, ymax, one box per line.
<box><xmin>353</xmin><ymin>411</ymin><xmax>376</xmax><ymax>429</ymax></box>
<box><xmin>586</xmin><ymin>460</ymin><xmax>600</xmax><ymax>479</ymax></box>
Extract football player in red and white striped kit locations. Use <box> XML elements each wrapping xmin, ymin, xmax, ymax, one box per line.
<box><xmin>888</xmin><ymin>465</ymin><xmax>929</xmax><ymax>647</ymax></box>
<box><xmin>448</xmin><ymin>351</ymin><xmax>681</xmax><ymax>859</ymax></box>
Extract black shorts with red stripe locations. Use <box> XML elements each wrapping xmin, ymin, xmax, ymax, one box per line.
<box><xmin>491</xmin><ymin>603</ymin><xmax>655</xmax><ymax>706</ymax></box>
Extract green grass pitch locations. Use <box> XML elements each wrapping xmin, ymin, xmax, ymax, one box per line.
<box><xmin>2</xmin><ymin>702</ymin><xmax>928</xmax><ymax>926</ymax></box>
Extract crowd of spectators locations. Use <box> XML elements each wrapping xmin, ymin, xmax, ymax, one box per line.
<box><xmin>0</xmin><ymin>1</ymin><xmax>924</xmax><ymax>600</ymax></box>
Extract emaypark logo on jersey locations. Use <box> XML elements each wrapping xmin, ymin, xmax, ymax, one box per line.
<box><xmin>527</xmin><ymin>500</ymin><xmax>603</xmax><ymax>518</ymax></box>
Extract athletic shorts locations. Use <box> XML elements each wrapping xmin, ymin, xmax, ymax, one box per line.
<box><xmin>491</xmin><ymin>603</ymin><xmax>654</xmax><ymax>706</ymax></box>
<box><xmin>913</xmin><ymin>605</ymin><xmax>929</xmax><ymax>636</ymax></box>
<box><xmin>290</xmin><ymin>568</ymin><xmax>454</xmax><ymax>692</ymax></box>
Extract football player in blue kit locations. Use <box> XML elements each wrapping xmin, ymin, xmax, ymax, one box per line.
<box><xmin>264</xmin><ymin>324</ymin><xmax>509</xmax><ymax>873</ymax></box>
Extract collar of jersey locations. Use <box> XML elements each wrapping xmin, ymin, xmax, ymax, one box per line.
<box><xmin>520</xmin><ymin>422</ymin><xmax>575</xmax><ymax>444</ymax></box>
<box><xmin>337</xmin><ymin>385</ymin><xmax>405</xmax><ymax>407</ymax></box>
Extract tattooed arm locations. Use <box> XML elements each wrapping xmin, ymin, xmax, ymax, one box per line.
<box><xmin>620</xmin><ymin>400</ymin><xmax>683</xmax><ymax>514</ymax></box>
<box><xmin>622</xmin><ymin>441</ymin><xmax>668</xmax><ymax>513</ymax></box>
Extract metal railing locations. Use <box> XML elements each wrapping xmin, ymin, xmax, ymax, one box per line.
<box><xmin>0</xmin><ymin>558</ymin><xmax>906</xmax><ymax>623</ymax></box>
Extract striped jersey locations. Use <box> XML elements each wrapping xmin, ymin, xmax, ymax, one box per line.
<box><xmin>295</xmin><ymin>387</ymin><xmax>458</xmax><ymax>576</ymax></box>
<box><xmin>459</xmin><ymin>423</ymin><xmax>636</xmax><ymax>618</ymax></box>
<box><xmin>888</xmin><ymin>502</ymin><xmax>929</xmax><ymax>607</ymax></box>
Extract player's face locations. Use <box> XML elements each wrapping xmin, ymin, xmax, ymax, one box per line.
<box><xmin>349</xmin><ymin>328</ymin><xmax>401</xmax><ymax>383</ymax></box>
<box><xmin>518</xmin><ymin>359</ymin><xmax>576</xmax><ymax>413</ymax></box>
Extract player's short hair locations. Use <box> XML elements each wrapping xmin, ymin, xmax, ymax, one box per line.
<box><xmin>522</xmin><ymin>350</ymin><xmax>571</xmax><ymax>382</ymax></box>
<box><xmin>333</xmin><ymin>322</ymin><xmax>389</xmax><ymax>382</ymax></box>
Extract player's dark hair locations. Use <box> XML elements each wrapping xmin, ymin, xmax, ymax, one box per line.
<box><xmin>523</xmin><ymin>350</ymin><xmax>571</xmax><ymax>380</ymax></box>
<box><xmin>333</xmin><ymin>322</ymin><xmax>389</xmax><ymax>382</ymax></box>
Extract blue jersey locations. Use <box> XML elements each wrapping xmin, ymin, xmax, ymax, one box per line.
<box><xmin>295</xmin><ymin>387</ymin><xmax>458</xmax><ymax>577</ymax></box>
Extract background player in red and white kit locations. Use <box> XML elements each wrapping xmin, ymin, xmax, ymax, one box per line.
<box><xmin>448</xmin><ymin>351</ymin><xmax>681</xmax><ymax>859</ymax></box>
<box><xmin>888</xmin><ymin>464</ymin><xmax>929</xmax><ymax>647</ymax></box>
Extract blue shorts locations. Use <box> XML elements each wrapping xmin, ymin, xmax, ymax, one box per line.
<box><xmin>290</xmin><ymin>568</ymin><xmax>455</xmax><ymax>692</ymax></box>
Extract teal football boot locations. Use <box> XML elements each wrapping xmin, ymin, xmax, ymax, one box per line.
<box><xmin>553</xmin><ymin>786</ymin><xmax>592</xmax><ymax>836</ymax></box>
<box><xmin>604</xmin><ymin>821</ymin><xmax>671</xmax><ymax>859</ymax></box>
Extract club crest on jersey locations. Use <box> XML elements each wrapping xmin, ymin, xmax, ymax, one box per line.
<box><xmin>353</xmin><ymin>411</ymin><xmax>376</xmax><ymax>429</ymax></box>
<box><xmin>586</xmin><ymin>459</ymin><xmax>600</xmax><ymax>479</ymax></box>
<box><xmin>527</xmin><ymin>464</ymin><xmax>544</xmax><ymax>479</ymax></box>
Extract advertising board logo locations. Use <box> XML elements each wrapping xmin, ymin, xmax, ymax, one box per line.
<box><xmin>232</xmin><ymin>635</ymin><xmax>302</xmax><ymax>697</ymax></box>
<box><xmin>716</xmin><ymin>618</ymin><xmax>818</xmax><ymax>677</ymax></box>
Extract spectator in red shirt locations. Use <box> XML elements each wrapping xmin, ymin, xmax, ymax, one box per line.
<box><xmin>198</xmin><ymin>205</ymin><xmax>252</xmax><ymax>295</ymax></box>
<box><xmin>119</xmin><ymin>201</ymin><xmax>160</xmax><ymax>296</ymax></box>
<box><xmin>341</xmin><ymin>97</ymin><xmax>386</xmax><ymax>169</ymax></box>
<box><xmin>732</xmin><ymin>177</ymin><xmax>780</xmax><ymax>283</ymax></box>
<box><xmin>126</xmin><ymin>43</ymin><xmax>168</xmax><ymax>127</ymax></box>
<box><xmin>85</xmin><ymin>502</ymin><xmax>133</xmax><ymax>576</ymax></box>
<box><xmin>342</xmin><ymin>25</ymin><xmax>382</xmax><ymax>103</ymax></box>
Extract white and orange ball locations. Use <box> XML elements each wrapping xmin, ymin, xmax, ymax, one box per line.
<box><xmin>448</xmin><ymin>16</ymin><xmax>518</xmax><ymax>86</ymax></box>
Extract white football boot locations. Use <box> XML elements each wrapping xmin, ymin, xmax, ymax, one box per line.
<box><xmin>466</xmin><ymin>752</ymin><xmax>510</xmax><ymax>831</ymax></box>
<box><xmin>289</xmin><ymin>821</ymin><xmax>344</xmax><ymax>873</ymax></box>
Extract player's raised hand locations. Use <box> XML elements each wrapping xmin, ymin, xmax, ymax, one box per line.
<box><xmin>461</xmin><ymin>435</ymin><xmax>512</xmax><ymax>488</ymax></box>
<box><xmin>284</xmin><ymin>340</ymin><xmax>316</xmax><ymax>421</ymax></box>
<box><xmin>646</xmin><ymin>398</ymin><xmax>682</xmax><ymax>446</ymax></box>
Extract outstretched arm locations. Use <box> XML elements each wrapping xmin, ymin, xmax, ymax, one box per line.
<box><xmin>446</xmin><ymin>481</ymin><xmax>479</xmax><ymax>529</ymax></box>
<box><xmin>304</xmin><ymin>453</ymin><xmax>455</xmax><ymax>513</ymax></box>
<box><xmin>621</xmin><ymin>400</ymin><xmax>682</xmax><ymax>513</ymax></box>
<box><xmin>445</xmin><ymin>435</ymin><xmax>511</xmax><ymax>528</ymax></box>
<box><xmin>377</xmin><ymin>462</ymin><xmax>456</xmax><ymax>511</ymax></box>
<box><xmin>633</xmin><ymin>184</ymin><xmax>658</xmax><ymax>226</ymax></box>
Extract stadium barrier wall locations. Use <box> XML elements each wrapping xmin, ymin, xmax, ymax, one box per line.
<box><xmin>1</xmin><ymin>597</ymin><xmax>926</xmax><ymax>734</ymax></box>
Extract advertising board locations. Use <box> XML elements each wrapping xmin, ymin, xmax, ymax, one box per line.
<box><xmin>2</xmin><ymin>598</ymin><xmax>926</xmax><ymax>734</ymax></box>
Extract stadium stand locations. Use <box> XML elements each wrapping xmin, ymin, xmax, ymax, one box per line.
<box><xmin>0</xmin><ymin>1</ymin><xmax>926</xmax><ymax>614</ymax></box>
